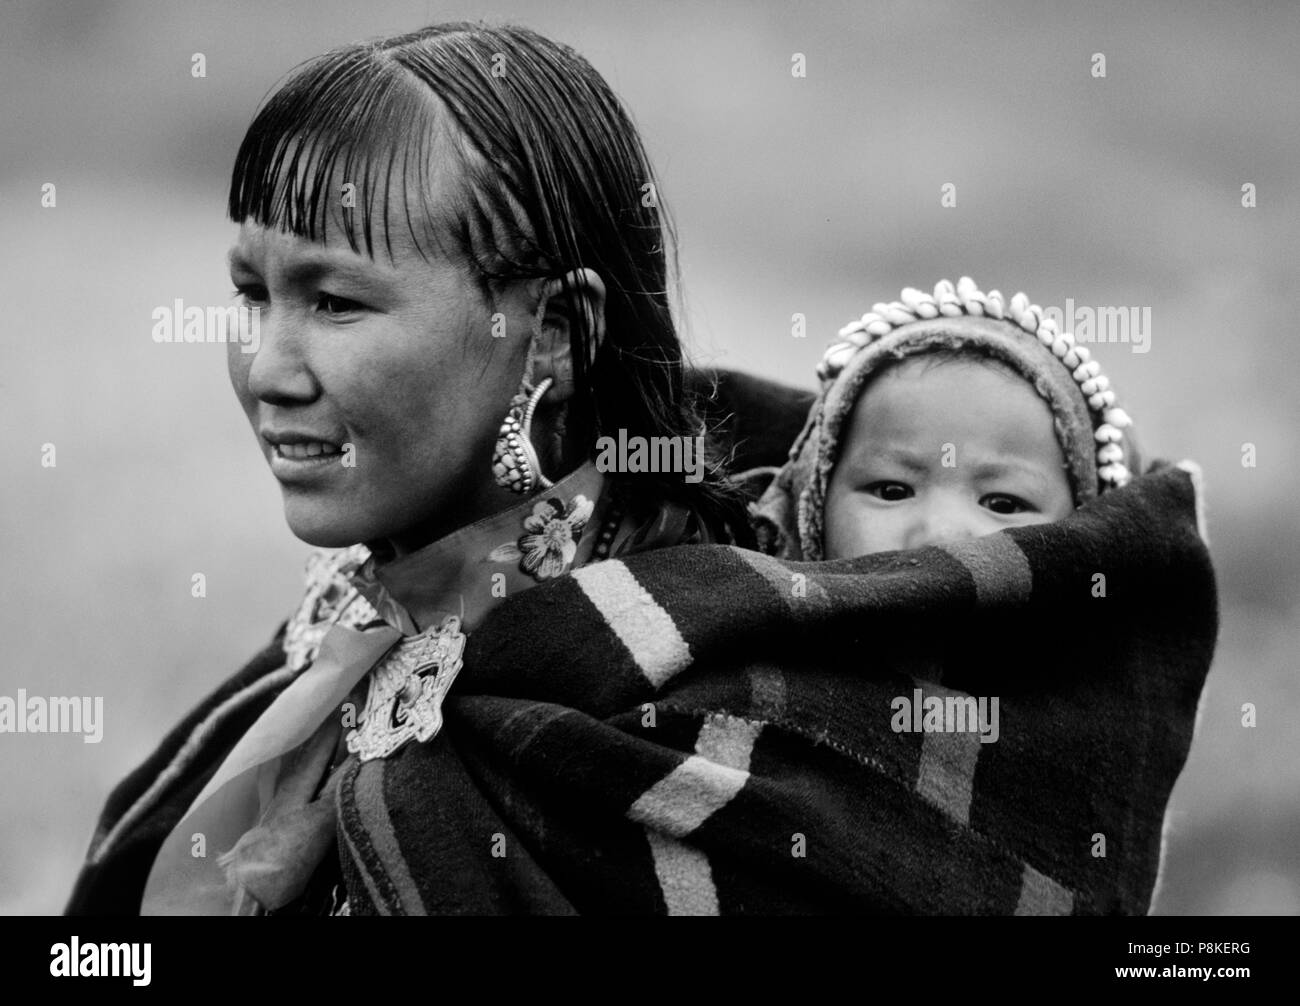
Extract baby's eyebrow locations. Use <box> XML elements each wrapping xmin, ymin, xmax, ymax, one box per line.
<box><xmin>968</xmin><ymin>458</ymin><xmax>1049</xmax><ymax>485</ymax></box>
<box><xmin>874</xmin><ymin>448</ymin><xmax>931</xmax><ymax>473</ymax></box>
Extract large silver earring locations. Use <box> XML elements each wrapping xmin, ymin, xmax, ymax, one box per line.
<box><xmin>491</xmin><ymin>377</ymin><xmax>554</xmax><ymax>494</ymax></box>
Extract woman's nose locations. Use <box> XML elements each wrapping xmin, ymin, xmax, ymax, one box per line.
<box><xmin>244</xmin><ymin>311</ymin><xmax>317</xmax><ymax>404</ymax></box>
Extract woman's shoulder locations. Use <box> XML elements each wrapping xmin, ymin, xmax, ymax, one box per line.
<box><xmin>65</xmin><ymin>626</ymin><xmax>292</xmax><ymax>913</ymax></box>
<box><xmin>686</xmin><ymin>367</ymin><xmax>815</xmax><ymax>472</ymax></box>
<box><xmin>69</xmin><ymin>547</ymin><xmax>368</xmax><ymax>906</ymax></box>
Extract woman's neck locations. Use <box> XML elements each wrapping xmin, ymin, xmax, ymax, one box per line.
<box><xmin>356</xmin><ymin>460</ymin><xmax>608</xmax><ymax>633</ymax></box>
<box><xmin>375</xmin><ymin>411</ymin><xmax>587</xmax><ymax>561</ymax></box>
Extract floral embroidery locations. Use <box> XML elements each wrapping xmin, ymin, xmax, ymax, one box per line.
<box><xmin>282</xmin><ymin>544</ymin><xmax>375</xmax><ymax>672</ymax></box>
<box><xmin>488</xmin><ymin>494</ymin><xmax>594</xmax><ymax>580</ymax></box>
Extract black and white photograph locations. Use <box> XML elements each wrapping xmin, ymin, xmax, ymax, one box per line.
<box><xmin>1</xmin><ymin>0</ymin><xmax>1296</xmax><ymax>979</ymax></box>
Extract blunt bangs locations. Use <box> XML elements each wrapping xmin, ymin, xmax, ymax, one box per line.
<box><xmin>227</xmin><ymin>46</ymin><xmax>459</xmax><ymax>265</ymax></box>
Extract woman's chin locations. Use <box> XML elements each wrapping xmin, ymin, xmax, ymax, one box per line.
<box><xmin>281</xmin><ymin>501</ymin><xmax>375</xmax><ymax>549</ymax></box>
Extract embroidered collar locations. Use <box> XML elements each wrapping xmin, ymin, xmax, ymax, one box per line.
<box><xmin>350</xmin><ymin>460</ymin><xmax>607</xmax><ymax>635</ymax></box>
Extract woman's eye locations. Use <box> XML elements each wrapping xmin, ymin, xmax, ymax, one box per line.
<box><xmin>318</xmin><ymin>293</ymin><xmax>365</xmax><ymax>315</ymax></box>
<box><xmin>982</xmin><ymin>493</ymin><xmax>1031</xmax><ymax>515</ymax></box>
<box><xmin>231</xmin><ymin>284</ymin><xmax>267</xmax><ymax>305</ymax></box>
<box><xmin>865</xmin><ymin>481</ymin><xmax>913</xmax><ymax>502</ymax></box>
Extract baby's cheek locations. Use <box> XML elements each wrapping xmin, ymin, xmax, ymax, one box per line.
<box><xmin>965</xmin><ymin>510</ymin><xmax>1063</xmax><ymax>544</ymax></box>
<box><xmin>824</xmin><ymin>495</ymin><xmax>885</xmax><ymax>559</ymax></box>
<box><xmin>822</xmin><ymin>493</ymin><xmax>854</xmax><ymax>560</ymax></box>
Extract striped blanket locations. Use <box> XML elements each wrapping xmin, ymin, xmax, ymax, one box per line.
<box><xmin>336</xmin><ymin>460</ymin><xmax>1217</xmax><ymax>915</ymax></box>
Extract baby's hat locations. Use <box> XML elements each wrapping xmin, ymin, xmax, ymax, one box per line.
<box><xmin>751</xmin><ymin>277</ymin><xmax>1139</xmax><ymax>560</ymax></box>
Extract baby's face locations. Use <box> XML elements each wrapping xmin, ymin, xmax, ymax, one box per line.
<box><xmin>823</xmin><ymin>356</ymin><xmax>1074</xmax><ymax>558</ymax></box>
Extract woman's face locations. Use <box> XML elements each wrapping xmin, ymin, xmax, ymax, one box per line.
<box><xmin>226</xmin><ymin>198</ymin><xmax>535</xmax><ymax>554</ymax></box>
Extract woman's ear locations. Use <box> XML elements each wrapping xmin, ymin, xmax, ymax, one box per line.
<box><xmin>529</xmin><ymin>268</ymin><xmax>606</xmax><ymax>401</ymax></box>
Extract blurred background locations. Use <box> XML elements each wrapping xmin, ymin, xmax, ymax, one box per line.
<box><xmin>2</xmin><ymin>0</ymin><xmax>1297</xmax><ymax>914</ymax></box>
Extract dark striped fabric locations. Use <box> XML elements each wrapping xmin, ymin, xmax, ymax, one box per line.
<box><xmin>335</xmin><ymin>461</ymin><xmax>1217</xmax><ymax>915</ymax></box>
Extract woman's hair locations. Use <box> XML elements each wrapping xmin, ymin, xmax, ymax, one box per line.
<box><xmin>227</xmin><ymin>20</ymin><xmax>747</xmax><ymax>537</ymax></box>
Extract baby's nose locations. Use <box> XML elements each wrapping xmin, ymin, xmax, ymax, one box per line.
<box><xmin>904</xmin><ymin>506</ymin><xmax>981</xmax><ymax>550</ymax></box>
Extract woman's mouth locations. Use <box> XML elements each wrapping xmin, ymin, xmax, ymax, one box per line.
<box><xmin>274</xmin><ymin>441</ymin><xmax>342</xmax><ymax>460</ymax></box>
<box><xmin>262</xmin><ymin>433</ymin><xmax>348</xmax><ymax>482</ymax></box>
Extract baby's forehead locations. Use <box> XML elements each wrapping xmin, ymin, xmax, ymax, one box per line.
<box><xmin>875</xmin><ymin>350</ymin><xmax>1021</xmax><ymax>384</ymax></box>
<box><xmin>856</xmin><ymin>353</ymin><xmax>1026</xmax><ymax>409</ymax></box>
<box><xmin>842</xmin><ymin>354</ymin><xmax>1060</xmax><ymax>454</ymax></box>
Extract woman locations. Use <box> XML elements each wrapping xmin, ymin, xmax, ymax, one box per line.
<box><xmin>64</xmin><ymin>21</ymin><xmax>739</xmax><ymax>915</ymax></box>
<box><xmin>66</xmin><ymin>22</ymin><xmax>1215</xmax><ymax>915</ymax></box>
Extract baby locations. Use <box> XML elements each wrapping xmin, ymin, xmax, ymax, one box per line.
<box><xmin>751</xmin><ymin>277</ymin><xmax>1138</xmax><ymax>559</ymax></box>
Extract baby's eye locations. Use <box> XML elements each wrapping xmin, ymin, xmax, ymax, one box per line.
<box><xmin>865</xmin><ymin>481</ymin><xmax>914</xmax><ymax>502</ymax></box>
<box><xmin>981</xmin><ymin>493</ymin><xmax>1032</xmax><ymax>515</ymax></box>
<box><xmin>317</xmin><ymin>293</ymin><xmax>366</xmax><ymax>315</ymax></box>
